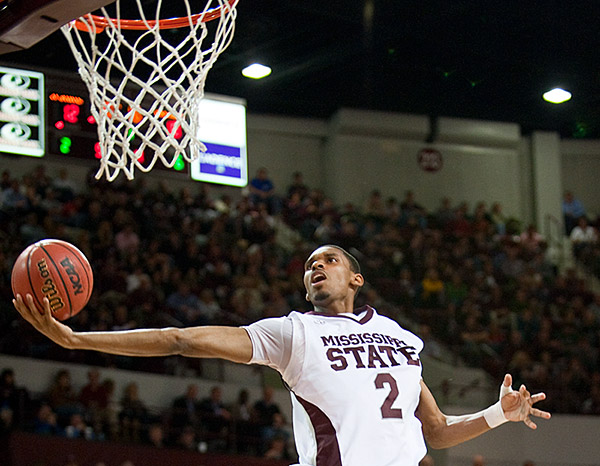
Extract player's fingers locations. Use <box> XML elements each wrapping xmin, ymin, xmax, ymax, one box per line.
<box><xmin>530</xmin><ymin>408</ymin><xmax>551</xmax><ymax>419</ymax></box>
<box><xmin>530</xmin><ymin>392</ymin><xmax>546</xmax><ymax>404</ymax></box>
<box><xmin>519</xmin><ymin>384</ymin><xmax>531</xmax><ymax>398</ymax></box>
<box><xmin>25</xmin><ymin>294</ymin><xmax>41</xmax><ymax>315</ymax></box>
<box><xmin>14</xmin><ymin>295</ymin><xmax>40</xmax><ymax>327</ymax></box>
<box><xmin>13</xmin><ymin>294</ymin><xmax>23</xmax><ymax>309</ymax></box>
<box><xmin>499</xmin><ymin>374</ymin><xmax>513</xmax><ymax>399</ymax></box>
<box><xmin>41</xmin><ymin>298</ymin><xmax>54</xmax><ymax>322</ymax></box>
<box><xmin>523</xmin><ymin>417</ymin><xmax>538</xmax><ymax>430</ymax></box>
<box><xmin>13</xmin><ymin>295</ymin><xmax>29</xmax><ymax>317</ymax></box>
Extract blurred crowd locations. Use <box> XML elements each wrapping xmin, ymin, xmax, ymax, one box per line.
<box><xmin>0</xmin><ymin>163</ymin><xmax>599</xmax><ymax>450</ymax></box>
<box><xmin>1</xmin><ymin>366</ymin><xmax>294</xmax><ymax>460</ymax></box>
<box><xmin>563</xmin><ymin>191</ymin><xmax>600</xmax><ymax>280</ymax></box>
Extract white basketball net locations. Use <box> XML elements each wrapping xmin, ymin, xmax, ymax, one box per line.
<box><xmin>61</xmin><ymin>0</ymin><xmax>238</xmax><ymax>181</ymax></box>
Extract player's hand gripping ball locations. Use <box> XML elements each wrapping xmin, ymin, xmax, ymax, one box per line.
<box><xmin>11</xmin><ymin>239</ymin><xmax>93</xmax><ymax>321</ymax></box>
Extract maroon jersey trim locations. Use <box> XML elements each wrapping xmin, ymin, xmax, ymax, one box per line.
<box><xmin>294</xmin><ymin>394</ymin><xmax>342</xmax><ymax>466</ymax></box>
<box><xmin>306</xmin><ymin>305</ymin><xmax>375</xmax><ymax>325</ymax></box>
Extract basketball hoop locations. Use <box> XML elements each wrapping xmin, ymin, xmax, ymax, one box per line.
<box><xmin>61</xmin><ymin>0</ymin><xmax>238</xmax><ymax>181</ymax></box>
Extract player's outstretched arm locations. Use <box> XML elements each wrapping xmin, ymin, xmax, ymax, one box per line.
<box><xmin>416</xmin><ymin>374</ymin><xmax>551</xmax><ymax>449</ymax></box>
<box><xmin>13</xmin><ymin>294</ymin><xmax>253</xmax><ymax>363</ymax></box>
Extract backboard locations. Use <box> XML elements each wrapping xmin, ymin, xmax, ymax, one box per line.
<box><xmin>0</xmin><ymin>0</ymin><xmax>115</xmax><ymax>53</ymax></box>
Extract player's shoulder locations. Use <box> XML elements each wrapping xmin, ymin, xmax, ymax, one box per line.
<box><xmin>370</xmin><ymin>307</ymin><xmax>424</xmax><ymax>349</ymax></box>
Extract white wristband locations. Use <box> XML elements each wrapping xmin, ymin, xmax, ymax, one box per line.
<box><xmin>483</xmin><ymin>400</ymin><xmax>508</xmax><ymax>428</ymax></box>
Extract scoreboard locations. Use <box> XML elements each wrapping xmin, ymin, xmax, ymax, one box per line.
<box><xmin>0</xmin><ymin>64</ymin><xmax>248</xmax><ymax>186</ymax></box>
<box><xmin>0</xmin><ymin>66</ymin><xmax>44</xmax><ymax>157</ymax></box>
<box><xmin>46</xmin><ymin>85</ymin><xmax>100</xmax><ymax>163</ymax></box>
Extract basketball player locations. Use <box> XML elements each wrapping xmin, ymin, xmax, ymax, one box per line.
<box><xmin>13</xmin><ymin>244</ymin><xmax>550</xmax><ymax>466</ymax></box>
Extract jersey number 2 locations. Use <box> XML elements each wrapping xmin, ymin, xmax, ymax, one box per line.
<box><xmin>374</xmin><ymin>373</ymin><xmax>403</xmax><ymax>419</ymax></box>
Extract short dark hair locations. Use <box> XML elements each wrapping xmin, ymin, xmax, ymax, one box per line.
<box><xmin>322</xmin><ymin>244</ymin><xmax>361</xmax><ymax>274</ymax></box>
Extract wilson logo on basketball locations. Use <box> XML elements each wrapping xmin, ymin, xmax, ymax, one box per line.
<box><xmin>60</xmin><ymin>256</ymin><xmax>84</xmax><ymax>296</ymax></box>
<box><xmin>36</xmin><ymin>259</ymin><xmax>65</xmax><ymax>311</ymax></box>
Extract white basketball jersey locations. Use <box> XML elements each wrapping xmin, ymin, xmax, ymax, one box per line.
<box><xmin>246</xmin><ymin>306</ymin><xmax>427</xmax><ymax>466</ymax></box>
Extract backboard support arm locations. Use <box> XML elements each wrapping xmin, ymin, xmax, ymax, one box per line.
<box><xmin>0</xmin><ymin>0</ymin><xmax>115</xmax><ymax>53</ymax></box>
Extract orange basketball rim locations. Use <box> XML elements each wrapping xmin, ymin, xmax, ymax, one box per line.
<box><xmin>74</xmin><ymin>0</ymin><xmax>238</xmax><ymax>32</ymax></box>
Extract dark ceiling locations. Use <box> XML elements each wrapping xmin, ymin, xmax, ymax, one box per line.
<box><xmin>3</xmin><ymin>0</ymin><xmax>600</xmax><ymax>138</ymax></box>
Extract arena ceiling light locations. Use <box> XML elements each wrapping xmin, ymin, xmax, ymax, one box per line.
<box><xmin>242</xmin><ymin>63</ymin><xmax>272</xmax><ymax>79</ymax></box>
<box><xmin>543</xmin><ymin>88</ymin><xmax>572</xmax><ymax>104</ymax></box>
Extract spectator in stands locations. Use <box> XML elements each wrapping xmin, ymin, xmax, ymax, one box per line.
<box><xmin>198</xmin><ymin>386</ymin><xmax>232</xmax><ymax>451</ymax></box>
<box><xmin>52</xmin><ymin>168</ymin><xmax>78</xmax><ymax>202</ymax></box>
<box><xmin>19</xmin><ymin>212</ymin><xmax>47</xmax><ymax>244</ymax></box>
<box><xmin>395</xmin><ymin>267</ymin><xmax>417</xmax><ymax>310</ymax></box>
<box><xmin>385</xmin><ymin>196</ymin><xmax>402</xmax><ymax>221</ymax></box>
<box><xmin>262</xmin><ymin>288</ymin><xmax>291</xmax><ymax>318</ymax></box>
<box><xmin>78</xmin><ymin>368</ymin><xmax>109</xmax><ymax>432</ymax></box>
<box><xmin>460</xmin><ymin>314</ymin><xmax>490</xmax><ymax>366</ymax></box>
<box><xmin>47</xmin><ymin>369</ymin><xmax>83</xmax><ymax>426</ymax></box>
<box><xmin>262</xmin><ymin>411</ymin><xmax>293</xmax><ymax>460</ymax></box>
<box><xmin>496</xmin><ymin>241</ymin><xmax>526</xmax><ymax>280</ymax></box>
<box><xmin>111</xmin><ymin>304</ymin><xmax>138</xmax><ymax>332</ymax></box>
<box><xmin>171</xmin><ymin>384</ymin><xmax>201</xmax><ymax>432</ymax></box>
<box><xmin>364</xmin><ymin>189</ymin><xmax>386</xmax><ymax>220</ymax></box>
<box><xmin>0</xmin><ymin>368</ymin><xmax>30</xmax><ymax>431</ymax></box>
<box><xmin>519</xmin><ymin>224</ymin><xmax>545</xmax><ymax>257</ymax></box>
<box><xmin>145</xmin><ymin>422</ymin><xmax>167</xmax><ymax>448</ymax></box>
<box><xmin>99</xmin><ymin>378</ymin><xmax>118</xmax><ymax>440</ymax></box>
<box><xmin>253</xmin><ymin>386</ymin><xmax>281</xmax><ymax>453</ymax></box>
<box><xmin>334</xmin><ymin>217</ymin><xmax>362</xmax><ymax>251</ymax></box>
<box><xmin>447</xmin><ymin>203</ymin><xmax>472</xmax><ymax>238</ymax></box>
<box><xmin>231</xmin><ymin>388</ymin><xmax>256</xmax><ymax>454</ymax></box>
<box><xmin>401</xmin><ymin>190</ymin><xmax>424</xmax><ymax>216</ymax></box>
<box><xmin>569</xmin><ymin>216</ymin><xmax>598</xmax><ymax>263</ymax></box>
<box><xmin>33</xmin><ymin>402</ymin><xmax>62</xmax><ymax>436</ymax></box>
<box><xmin>445</xmin><ymin>272</ymin><xmax>468</xmax><ymax>307</ymax></box>
<box><xmin>563</xmin><ymin>191</ymin><xmax>586</xmax><ymax>235</ymax></box>
<box><xmin>286</xmin><ymin>171</ymin><xmax>309</xmax><ymax>201</ymax></box>
<box><xmin>166</xmin><ymin>283</ymin><xmax>205</xmax><ymax>326</ymax></box>
<box><xmin>64</xmin><ymin>412</ymin><xmax>95</xmax><ymax>440</ymax></box>
<box><xmin>175</xmin><ymin>425</ymin><xmax>199</xmax><ymax>451</ymax></box>
<box><xmin>197</xmin><ymin>288</ymin><xmax>223</xmax><ymax>323</ymax></box>
<box><xmin>419</xmin><ymin>267</ymin><xmax>445</xmax><ymax>308</ymax></box>
<box><xmin>115</xmin><ymin>223</ymin><xmax>140</xmax><ymax>257</ymax></box>
<box><xmin>1</xmin><ymin>179</ymin><xmax>28</xmax><ymax>213</ymax></box>
<box><xmin>472</xmin><ymin>202</ymin><xmax>491</xmax><ymax>234</ymax></box>
<box><xmin>119</xmin><ymin>382</ymin><xmax>148</xmax><ymax>443</ymax></box>
<box><xmin>263</xmin><ymin>434</ymin><xmax>293</xmax><ymax>460</ymax></box>
<box><xmin>401</xmin><ymin>190</ymin><xmax>427</xmax><ymax>228</ymax></box>
<box><xmin>434</xmin><ymin>197</ymin><xmax>455</xmax><ymax>229</ymax></box>
<box><xmin>313</xmin><ymin>214</ymin><xmax>337</xmax><ymax>243</ymax></box>
<box><xmin>249</xmin><ymin>167</ymin><xmax>280</xmax><ymax>214</ymax></box>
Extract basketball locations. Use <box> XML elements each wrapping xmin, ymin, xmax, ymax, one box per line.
<box><xmin>11</xmin><ymin>239</ymin><xmax>94</xmax><ymax>321</ymax></box>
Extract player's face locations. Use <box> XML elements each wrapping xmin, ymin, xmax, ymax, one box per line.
<box><xmin>303</xmin><ymin>246</ymin><xmax>362</xmax><ymax>308</ymax></box>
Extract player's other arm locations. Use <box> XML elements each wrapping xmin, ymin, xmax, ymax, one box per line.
<box><xmin>416</xmin><ymin>375</ymin><xmax>551</xmax><ymax>449</ymax></box>
<box><xmin>13</xmin><ymin>294</ymin><xmax>253</xmax><ymax>363</ymax></box>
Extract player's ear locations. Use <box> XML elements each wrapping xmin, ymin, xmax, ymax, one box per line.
<box><xmin>352</xmin><ymin>273</ymin><xmax>364</xmax><ymax>288</ymax></box>
<box><xmin>305</xmin><ymin>293</ymin><xmax>310</xmax><ymax>302</ymax></box>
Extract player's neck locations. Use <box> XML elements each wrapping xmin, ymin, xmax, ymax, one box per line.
<box><xmin>313</xmin><ymin>300</ymin><xmax>355</xmax><ymax>315</ymax></box>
